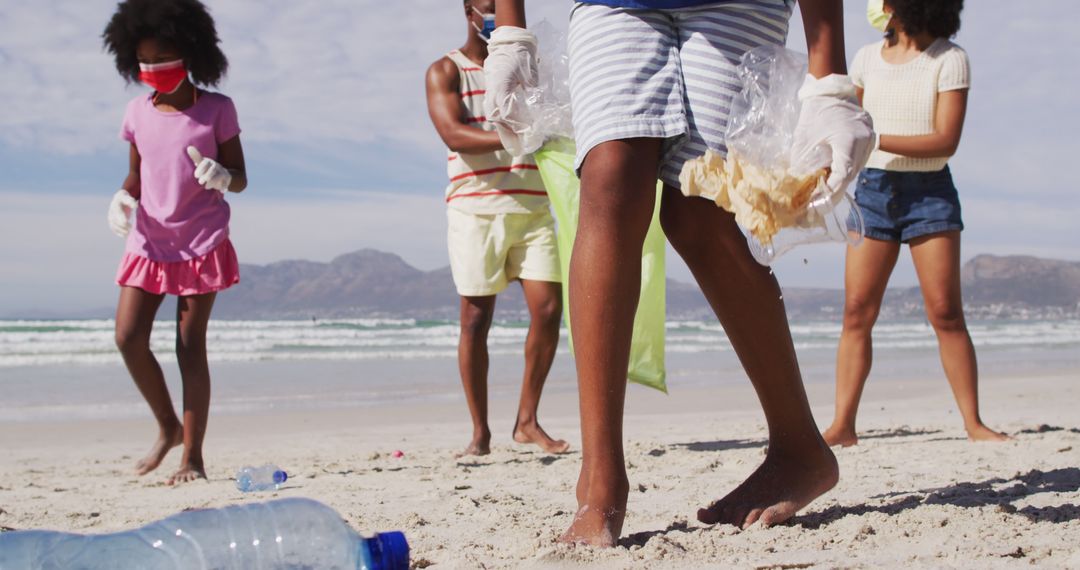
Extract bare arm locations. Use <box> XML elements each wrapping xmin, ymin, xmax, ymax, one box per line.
<box><xmin>799</xmin><ymin>0</ymin><xmax>847</xmax><ymax>78</ymax></box>
<box><xmin>425</xmin><ymin>57</ymin><xmax>504</xmax><ymax>154</ymax></box>
<box><xmin>217</xmin><ymin>134</ymin><xmax>248</xmax><ymax>193</ymax></box>
<box><xmin>123</xmin><ymin>143</ymin><xmax>141</xmax><ymax>199</ymax></box>
<box><xmin>494</xmin><ymin>0</ymin><xmax>526</xmax><ymax>27</ymax></box>
<box><xmin>878</xmin><ymin>89</ymin><xmax>967</xmax><ymax>158</ymax></box>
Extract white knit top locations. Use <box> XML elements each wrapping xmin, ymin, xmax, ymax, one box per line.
<box><xmin>851</xmin><ymin>38</ymin><xmax>971</xmax><ymax>172</ymax></box>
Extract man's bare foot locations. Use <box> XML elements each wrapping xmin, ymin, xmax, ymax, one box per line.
<box><xmin>513</xmin><ymin>419</ymin><xmax>570</xmax><ymax>454</ymax></box>
<box><xmin>697</xmin><ymin>440</ymin><xmax>838</xmax><ymax>529</ymax></box>
<box><xmin>822</xmin><ymin>424</ymin><xmax>858</xmax><ymax>447</ymax></box>
<box><xmin>167</xmin><ymin>462</ymin><xmax>207</xmax><ymax>485</ymax></box>
<box><xmin>558</xmin><ymin>477</ymin><xmax>628</xmax><ymax>548</ymax></box>
<box><xmin>455</xmin><ymin>429</ymin><xmax>491</xmax><ymax>458</ymax></box>
<box><xmin>967</xmin><ymin>423</ymin><xmax>1010</xmax><ymax>442</ymax></box>
<box><xmin>134</xmin><ymin>422</ymin><xmax>183</xmax><ymax>475</ymax></box>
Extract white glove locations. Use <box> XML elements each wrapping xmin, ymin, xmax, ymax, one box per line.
<box><xmin>108</xmin><ymin>189</ymin><xmax>138</xmax><ymax>238</ymax></box>
<box><xmin>186</xmin><ymin>146</ymin><xmax>231</xmax><ymax>193</ymax></box>
<box><xmin>791</xmin><ymin>74</ymin><xmax>875</xmax><ymax>207</ymax></box>
<box><xmin>483</xmin><ymin>26</ymin><xmax>541</xmax><ymax>157</ymax></box>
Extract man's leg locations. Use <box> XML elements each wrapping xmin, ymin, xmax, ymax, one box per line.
<box><xmin>560</xmin><ymin>138</ymin><xmax>662</xmax><ymax>547</ymax></box>
<box><xmin>513</xmin><ymin>278</ymin><xmax>569</xmax><ymax>453</ymax></box>
<box><xmin>660</xmin><ymin>187</ymin><xmax>838</xmax><ymax>529</ymax></box>
<box><xmin>457</xmin><ymin>295</ymin><xmax>497</xmax><ymax>456</ymax></box>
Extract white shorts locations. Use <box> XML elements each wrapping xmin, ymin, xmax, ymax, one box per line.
<box><xmin>568</xmin><ymin>1</ymin><xmax>793</xmax><ymax>187</ymax></box>
<box><xmin>447</xmin><ymin>208</ymin><xmax>561</xmax><ymax>297</ymax></box>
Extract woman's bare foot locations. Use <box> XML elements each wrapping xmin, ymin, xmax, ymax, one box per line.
<box><xmin>513</xmin><ymin>419</ymin><xmax>570</xmax><ymax>454</ymax></box>
<box><xmin>455</xmin><ymin>428</ymin><xmax>491</xmax><ymax>458</ymax></box>
<box><xmin>134</xmin><ymin>422</ymin><xmax>183</xmax><ymax>476</ymax></box>
<box><xmin>167</xmin><ymin>461</ymin><xmax>207</xmax><ymax>485</ymax></box>
<box><xmin>967</xmin><ymin>423</ymin><xmax>1010</xmax><ymax>442</ymax></box>
<box><xmin>559</xmin><ymin>472</ymin><xmax>628</xmax><ymax>547</ymax></box>
<box><xmin>822</xmin><ymin>423</ymin><xmax>858</xmax><ymax>448</ymax></box>
<box><xmin>697</xmin><ymin>440</ymin><xmax>838</xmax><ymax>529</ymax></box>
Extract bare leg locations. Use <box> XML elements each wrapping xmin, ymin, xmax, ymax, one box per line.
<box><xmin>115</xmin><ymin>286</ymin><xmax>182</xmax><ymax>475</ymax></box>
<box><xmin>823</xmin><ymin>237</ymin><xmax>900</xmax><ymax>447</ymax></box>
<box><xmin>560</xmin><ymin>138</ymin><xmax>661</xmax><ymax>547</ymax></box>
<box><xmin>457</xmin><ymin>295</ymin><xmax>496</xmax><ymax>456</ymax></box>
<box><xmin>659</xmin><ymin>186</ymin><xmax>838</xmax><ymax>529</ymax></box>
<box><xmin>512</xmin><ymin>279</ymin><xmax>569</xmax><ymax>454</ymax></box>
<box><xmin>909</xmin><ymin>232</ymin><xmax>1008</xmax><ymax>442</ymax></box>
<box><xmin>168</xmin><ymin>292</ymin><xmax>217</xmax><ymax>485</ymax></box>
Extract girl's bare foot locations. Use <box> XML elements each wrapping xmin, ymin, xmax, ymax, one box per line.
<box><xmin>167</xmin><ymin>461</ymin><xmax>207</xmax><ymax>485</ymax></box>
<box><xmin>559</xmin><ymin>473</ymin><xmax>628</xmax><ymax>547</ymax></box>
<box><xmin>513</xmin><ymin>420</ymin><xmax>570</xmax><ymax>454</ymax></box>
<box><xmin>455</xmin><ymin>428</ymin><xmax>491</xmax><ymax>458</ymax></box>
<box><xmin>822</xmin><ymin>423</ymin><xmax>859</xmax><ymax>447</ymax></box>
<box><xmin>135</xmin><ymin>422</ymin><xmax>183</xmax><ymax>475</ymax></box>
<box><xmin>967</xmin><ymin>423</ymin><xmax>1010</xmax><ymax>442</ymax></box>
<box><xmin>698</xmin><ymin>440</ymin><xmax>838</xmax><ymax>529</ymax></box>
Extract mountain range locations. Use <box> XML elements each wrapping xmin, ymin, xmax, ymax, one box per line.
<box><xmin>208</xmin><ymin>251</ymin><xmax>1080</xmax><ymax>321</ymax></box>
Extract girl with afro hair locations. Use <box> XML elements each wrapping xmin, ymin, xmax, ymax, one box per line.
<box><xmin>103</xmin><ymin>0</ymin><xmax>248</xmax><ymax>484</ymax></box>
<box><xmin>823</xmin><ymin>0</ymin><xmax>1009</xmax><ymax>447</ymax></box>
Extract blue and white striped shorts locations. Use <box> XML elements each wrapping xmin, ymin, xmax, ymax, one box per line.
<box><xmin>568</xmin><ymin>1</ymin><xmax>793</xmax><ymax>188</ymax></box>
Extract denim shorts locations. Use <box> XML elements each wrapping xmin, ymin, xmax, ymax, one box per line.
<box><xmin>848</xmin><ymin>167</ymin><xmax>964</xmax><ymax>243</ymax></box>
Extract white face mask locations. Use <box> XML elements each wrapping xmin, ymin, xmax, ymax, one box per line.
<box><xmin>472</xmin><ymin>6</ymin><xmax>496</xmax><ymax>43</ymax></box>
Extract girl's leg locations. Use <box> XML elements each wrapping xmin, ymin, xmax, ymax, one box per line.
<box><xmin>513</xmin><ymin>279</ymin><xmax>568</xmax><ymax>453</ymax></box>
<box><xmin>908</xmin><ymin>231</ymin><xmax>1008</xmax><ymax>441</ymax></box>
<box><xmin>660</xmin><ymin>188</ymin><xmax>838</xmax><ymax>529</ymax></box>
<box><xmin>823</xmin><ymin>237</ymin><xmax>901</xmax><ymax>447</ymax></box>
<box><xmin>114</xmin><ymin>286</ymin><xmax>181</xmax><ymax>475</ymax></box>
<box><xmin>169</xmin><ymin>291</ymin><xmax>217</xmax><ymax>484</ymax></box>
<box><xmin>560</xmin><ymin>138</ymin><xmax>662</xmax><ymax>547</ymax></box>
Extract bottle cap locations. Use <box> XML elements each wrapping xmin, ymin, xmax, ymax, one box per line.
<box><xmin>366</xmin><ymin>531</ymin><xmax>409</xmax><ymax>570</ymax></box>
<box><xmin>273</xmin><ymin>470</ymin><xmax>288</xmax><ymax>484</ymax></box>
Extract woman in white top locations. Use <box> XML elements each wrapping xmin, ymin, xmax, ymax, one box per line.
<box><xmin>823</xmin><ymin>0</ymin><xmax>1008</xmax><ymax>446</ymax></box>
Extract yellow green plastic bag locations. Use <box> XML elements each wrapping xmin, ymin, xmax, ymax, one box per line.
<box><xmin>534</xmin><ymin>138</ymin><xmax>667</xmax><ymax>392</ymax></box>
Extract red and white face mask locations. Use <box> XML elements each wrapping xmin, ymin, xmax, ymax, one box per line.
<box><xmin>138</xmin><ymin>59</ymin><xmax>187</xmax><ymax>94</ymax></box>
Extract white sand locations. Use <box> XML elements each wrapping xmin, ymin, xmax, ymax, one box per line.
<box><xmin>1</xmin><ymin>370</ymin><xmax>1078</xmax><ymax>568</ymax></box>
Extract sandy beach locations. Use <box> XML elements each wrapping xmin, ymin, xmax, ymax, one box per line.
<box><xmin>1</xmin><ymin>346</ymin><xmax>1078</xmax><ymax>569</ymax></box>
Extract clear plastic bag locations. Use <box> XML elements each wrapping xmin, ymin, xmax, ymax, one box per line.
<box><xmin>523</xmin><ymin>20</ymin><xmax>574</xmax><ymax>144</ymax></box>
<box><xmin>685</xmin><ymin>45</ymin><xmax>864</xmax><ymax>265</ymax></box>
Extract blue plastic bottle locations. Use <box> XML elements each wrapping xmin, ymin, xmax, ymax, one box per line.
<box><xmin>0</xmin><ymin>498</ymin><xmax>408</xmax><ymax>570</ymax></box>
<box><xmin>236</xmin><ymin>464</ymin><xmax>288</xmax><ymax>492</ymax></box>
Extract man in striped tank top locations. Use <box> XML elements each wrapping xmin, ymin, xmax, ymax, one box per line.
<box><xmin>424</xmin><ymin>0</ymin><xmax>568</xmax><ymax>458</ymax></box>
<box><xmin>488</xmin><ymin>0</ymin><xmax>875</xmax><ymax>547</ymax></box>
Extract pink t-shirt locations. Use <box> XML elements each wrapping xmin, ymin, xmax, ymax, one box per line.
<box><xmin>120</xmin><ymin>92</ymin><xmax>241</xmax><ymax>262</ymax></box>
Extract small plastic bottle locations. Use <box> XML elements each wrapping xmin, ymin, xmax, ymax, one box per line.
<box><xmin>235</xmin><ymin>464</ymin><xmax>288</xmax><ymax>492</ymax></box>
<box><xmin>0</xmin><ymin>497</ymin><xmax>408</xmax><ymax>570</ymax></box>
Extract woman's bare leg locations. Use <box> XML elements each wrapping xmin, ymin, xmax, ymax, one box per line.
<box><xmin>823</xmin><ymin>237</ymin><xmax>901</xmax><ymax>447</ymax></box>
<box><xmin>909</xmin><ymin>231</ymin><xmax>1007</xmax><ymax>442</ymax></box>
<box><xmin>115</xmin><ymin>286</ymin><xmax>182</xmax><ymax>475</ymax></box>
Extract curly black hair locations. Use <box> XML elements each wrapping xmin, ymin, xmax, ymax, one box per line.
<box><xmin>102</xmin><ymin>0</ymin><xmax>228</xmax><ymax>86</ymax></box>
<box><xmin>887</xmin><ymin>0</ymin><xmax>964</xmax><ymax>39</ymax></box>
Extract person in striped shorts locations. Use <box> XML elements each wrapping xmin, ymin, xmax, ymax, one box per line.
<box><xmin>487</xmin><ymin>0</ymin><xmax>874</xmax><ymax>547</ymax></box>
<box><xmin>425</xmin><ymin>0</ymin><xmax>569</xmax><ymax>458</ymax></box>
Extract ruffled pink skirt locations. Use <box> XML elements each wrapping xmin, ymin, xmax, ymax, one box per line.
<box><xmin>116</xmin><ymin>239</ymin><xmax>240</xmax><ymax>296</ymax></box>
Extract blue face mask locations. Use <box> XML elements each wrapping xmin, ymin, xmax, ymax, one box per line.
<box><xmin>472</xmin><ymin>7</ymin><xmax>496</xmax><ymax>42</ymax></box>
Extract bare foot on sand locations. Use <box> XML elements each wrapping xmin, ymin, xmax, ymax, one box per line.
<box><xmin>513</xmin><ymin>420</ymin><xmax>570</xmax><ymax>454</ymax></box>
<box><xmin>135</xmin><ymin>423</ymin><xmax>183</xmax><ymax>476</ymax></box>
<box><xmin>967</xmin><ymin>423</ymin><xmax>1010</xmax><ymax>442</ymax></box>
<box><xmin>455</xmin><ymin>429</ymin><xmax>491</xmax><ymax>458</ymax></box>
<box><xmin>167</xmin><ymin>461</ymin><xmax>207</xmax><ymax>485</ymax></box>
<box><xmin>697</xmin><ymin>442</ymin><xmax>838</xmax><ymax>529</ymax></box>
<box><xmin>559</xmin><ymin>476</ymin><xmax>629</xmax><ymax>548</ymax></box>
<box><xmin>822</xmin><ymin>424</ymin><xmax>858</xmax><ymax>448</ymax></box>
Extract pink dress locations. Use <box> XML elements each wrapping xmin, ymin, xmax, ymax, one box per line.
<box><xmin>115</xmin><ymin>92</ymin><xmax>242</xmax><ymax>296</ymax></box>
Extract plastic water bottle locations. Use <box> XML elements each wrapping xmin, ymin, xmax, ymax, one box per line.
<box><xmin>0</xmin><ymin>498</ymin><xmax>408</xmax><ymax>570</ymax></box>
<box><xmin>236</xmin><ymin>464</ymin><xmax>288</xmax><ymax>492</ymax></box>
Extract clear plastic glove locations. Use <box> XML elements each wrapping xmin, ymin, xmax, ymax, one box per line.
<box><xmin>186</xmin><ymin>146</ymin><xmax>231</xmax><ymax>193</ymax></box>
<box><xmin>108</xmin><ymin>189</ymin><xmax>138</xmax><ymax>238</ymax></box>
<box><xmin>791</xmin><ymin>74</ymin><xmax>875</xmax><ymax>209</ymax></box>
<box><xmin>483</xmin><ymin>26</ymin><xmax>541</xmax><ymax>157</ymax></box>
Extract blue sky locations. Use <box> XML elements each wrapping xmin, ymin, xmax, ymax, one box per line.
<box><xmin>0</xmin><ymin>1</ymin><xmax>1077</xmax><ymax>315</ymax></box>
